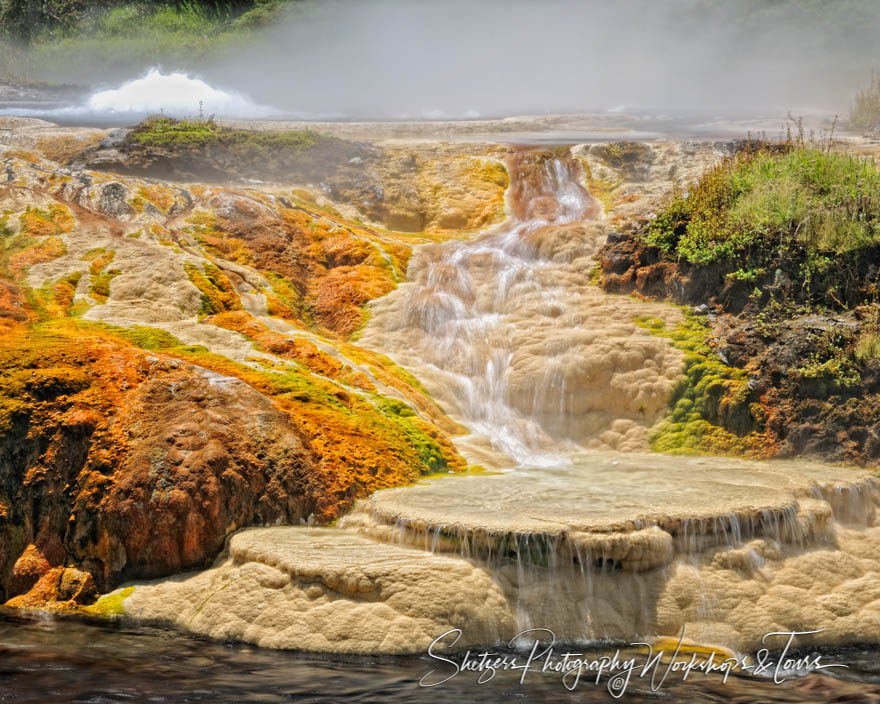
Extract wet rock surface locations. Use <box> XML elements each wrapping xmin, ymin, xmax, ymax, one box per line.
<box><xmin>0</xmin><ymin>131</ymin><xmax>471</xmax><ymax>605</ymax></box>
<box><xmin>106</xmin><ymin>453</ymin><xmax>880</xmax><ymax>655</ymax></box>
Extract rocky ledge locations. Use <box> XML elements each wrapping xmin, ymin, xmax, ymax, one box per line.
<box><xmin>99</xmin><ymin>452</ymin><xmax>880</xmax><ymax>655</ymax></box>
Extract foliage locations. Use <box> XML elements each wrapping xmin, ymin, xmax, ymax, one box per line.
<box><xmin>0</xmin><ymin>0</ymin><xmax>290</xmax><ymax>79</ymax></box>
<box><xmin>643</xmin><ymin>144</ymin><xmax>880</xmax><ymax>310</ymax></box>
<box><xmin>0</xmin><ymin>1</ymin><xmax>279</xmax><ymax>42</ymax></box>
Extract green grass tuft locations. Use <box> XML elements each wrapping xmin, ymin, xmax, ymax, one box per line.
<box><xmin>129</xmin><ymin>117</ymin><xmax>321</xmax><ymax>151</ymax></box>
<box><xmin>643</xmin><ymin>145</ymin><xmax>880</xmax><ymax>310</ymax></box>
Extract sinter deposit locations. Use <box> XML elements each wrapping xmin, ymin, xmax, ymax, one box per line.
<box><xmin>116</xmin><ymin>455</ymin><xmax>880</xmax><ymax>654</ymax></box>
<box><xmin>93</xmin><ymin>143</ymin><xmax>880</xmax><ymax>655</ymax></box>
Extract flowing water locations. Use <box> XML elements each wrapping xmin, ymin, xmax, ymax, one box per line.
<box><xmin>5</xmin><ymin>609</ymin><xmax>880</xmax><ymax>703</ymax></box>
<box><xmin>9</xmin><ymin>147</ymin><xmax>880</xmax><ymax>701</ymax></box>
<box><xmin>358</xmin><ymin>149</ymin><xmax>683</xmax><ymax>466</ymax></box>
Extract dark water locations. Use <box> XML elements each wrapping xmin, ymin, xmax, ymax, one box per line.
<box><xmin>3</xmin><ymin>610</ymin><xmax>880</xmax><ymax>703</ymax></box>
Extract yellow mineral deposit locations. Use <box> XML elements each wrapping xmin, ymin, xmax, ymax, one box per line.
<box><xmin>87</xmin><ymin>136</ymin><xmax>880</xmax><ymax>657</ymax></box>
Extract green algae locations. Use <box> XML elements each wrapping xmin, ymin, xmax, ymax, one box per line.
<box><xmin>183</xmin><ymin>261</ymin><xmax>240</xmax><ymax>316</ymax></box>
<box><xmin>635</xmin><ymin>311</ymin><xmax>761</xmax><ymax>456</ymax></box>
<box><xmin>376</xmin><ymin>397</ymin><xmax>449</xmax><ymax>473</ymax></box>
<box><xmin>83</xmin><ymin>586</ymin><xmax>134</xmax><ymax>616</ymax></box>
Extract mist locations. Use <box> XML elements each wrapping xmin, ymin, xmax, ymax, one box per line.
<box><xmin>6</xmin><ymin>0</ymin><xmax>880</xmax><ymax>121</ymax></box>
<box><xmin>192</xmin><ymin>0</ymin><xmax>880</xmax><ymax>119</ymax></box>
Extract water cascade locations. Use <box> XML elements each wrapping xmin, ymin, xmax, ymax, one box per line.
<box><xmin>106</xmin><ymin>147</ymin><xmax>880</xmax><ymax>656</ymax></box>
<box><xmin>358</xmin><ymin>150</ymin><xmax>685</xmax><ymax>466</ymax></box>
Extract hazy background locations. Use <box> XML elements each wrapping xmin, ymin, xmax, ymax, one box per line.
<box><xmin>5</xmin><ymin>0</ymin><xmax>880</xmax><ymax>119</ymax></box>
<box><xmin>202</xmin><ymin>0</ymin><xmax>880</xmax><ymax>118</ymax></box>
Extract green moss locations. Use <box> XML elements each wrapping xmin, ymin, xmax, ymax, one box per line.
<box><xmin>111</xmin><ymin>324</ymin><xmax>186</xmax><ymax>350</ymax></box>
<box><xmin>265</xmin><ymin>272</ymin><xmax>312</xmax><ymax>325</ymax></box>
<box><xmin>636</xmin><ymin>311</ymin><xmax>760</xmax><ymax>456</ymax></box>
<box><xmin>80</xmin><ymin>247</ymin><xmax>107</xmax><ymax>262</ymax></box>
<box><xmin>184</xmin><ymin>261</ymin><xmax>240</xmax><ymax>316</ymax></box>
<box><xmin>0</xmin><ymin>231</ymin><xmax>35</xmax><ymax>275</ymax></box>
<box><xmin>82</xmin><ymin>586</ymin><xmax>134</xmax><ymax>616</ymax></box>
<box><xmin>90</xmin><ymin>268</ymin><xmax>120</xmax><ymax>303</ymax></box>
<box><xmin>376</xmin><ymin>397</ymin><xmax>448</xmax><ymax>473</ymax></box>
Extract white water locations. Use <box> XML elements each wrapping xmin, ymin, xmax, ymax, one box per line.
<box><xmin>359</xmin><ymin>151</ymin><xmax>683</xmax><ymax>467</ymax></box>
<box><xmin>0</xmin><ymin>69</ymin><xmax>279</xmax><ymax>120</ymax></box>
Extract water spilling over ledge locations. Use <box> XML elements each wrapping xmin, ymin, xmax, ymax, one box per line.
<box><xmin>358</xmin><ymin>150</ymin><xmax>684</xmax><ymax>467</ymax></box>
<box><xmin>109</xmin><ymin>454</ymin><xmax>880</xmax><ymax>654</ymax></box>
<box><xmin>85</xmin><ymin>142</ymin><xmax>880</xmax><ymax>657</ymax></box>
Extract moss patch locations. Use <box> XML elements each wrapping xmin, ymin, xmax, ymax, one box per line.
<box><xmin>636</xmin><ymin>312</ymin><xmax>767</xmax><ymax>456</ymax></box>
<box><xmin>183</xmin><ymin>261</ymin><xmax>241</xmax><ymax>316</ymax></box>
<box><xmin>82</xmin><ymin>586</ymin><xmax>134</xmax><ymax>616</ymax></box>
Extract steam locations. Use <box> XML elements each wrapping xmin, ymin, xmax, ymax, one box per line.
<box><xmin>0</xmin><ymin>69</ymin><xmax>277</xmax><ymax>120</ymax></box>
<box><xmin>8</xmin><ymin>0</ymin><xmax>880</xmax><ymax>121</ymax></box>
<box><xmin>200</xmin><ymin>0</ymin><xmax>880</xmax><ymax>119</ymax></box>
<box><xmin>85</xmin><ymin>69</ymin><xmax>276</xmax><ymax>119</ymax></box>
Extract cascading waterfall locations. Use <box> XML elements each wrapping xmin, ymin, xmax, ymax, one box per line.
<box><xmin>112</xmin><ymin>145</ymin><xmax>880</xmax><ymax>657</ymax></box>
<box><xmin>358</xmin><ymin>149</ymin><xmax>684</xmax><ymax>466</ymax></box>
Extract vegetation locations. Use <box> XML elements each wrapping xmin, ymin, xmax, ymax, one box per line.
<box><xmin>643</xmin><ymin>143</ymin><xmax>880</xmax><ymax>310</ymax></box>
<box><xmin>0</xmin><ymin>0</ymin><xmax>296</xmax><ymax>79</ymax></box>
<box><xmin>82</xmin><ymin>585</ymin><xmax>134</xmax><ymax>616</ymax></box>
<box><xmin>130</xmin><ymin>117</ymin><xmax>320</xmax><ymax>151</ymax></box>
<box><xmin>850</xmin><ymin>71</ymin><xmax>880</xmax><ymax>130</ymax></box>
<box><xmin>634</xmin><ymin>312</ymin><xmax>767</xmax><ymax>457</ymax></box>
<box><xmin>183</xmin><ymin>260</ymin><xmax>241</xmax><ymax>316</ymax></box>
<box><xmin>0</xmin><ymin>1</ymin><xmax>283</xmax><ymax>43</ymax></box>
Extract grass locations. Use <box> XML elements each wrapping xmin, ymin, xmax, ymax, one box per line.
<box><xmin>129</xmin><ymin>117</ymin><xmax>320</xmax><ymax>151</ymax></box>
<box><xmin>855</xmin><ymin>330</ymin><xmax>880</xmax><ymax>361</ymax></box>
<box><xmin>643</xmin><ymin>143</ymin><xmax>880</xmax><ymax>310</ymax></box>
<box><xmin>850</xmin><ymin>71</ymin><xmax>880</xmax><ymax>131</ymax></box>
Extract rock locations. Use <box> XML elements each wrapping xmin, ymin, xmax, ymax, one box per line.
<box><xmin>107</xmin><ymin>458</ymin><xmax>880</xmax><ymax>655</ymax></box>
<box><xmin>5</xmin><ymin>567</ymin><xmax>97</xmax><ymax>609</ymax></box>
<box><xmin>0</xmin><ymin>151</ymin><xmax>467</xmax><ymax>604</ymax></box>
<box><xmin>7</xmin><ymin>543</ymin><xmax>59</xmax><ymax>597</ymax></box>
<box><xmin>111</xmin><ymin>527</ymin><xmax>516</xmax><ymax>654</ymax></box>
